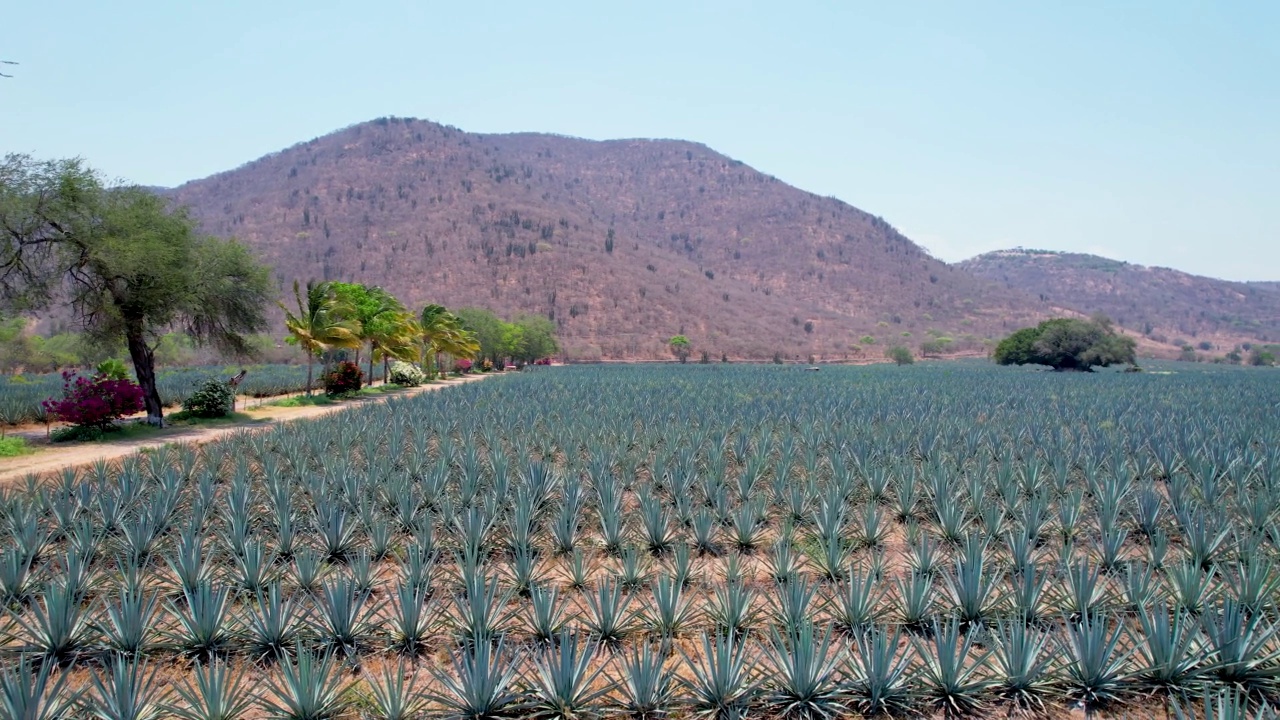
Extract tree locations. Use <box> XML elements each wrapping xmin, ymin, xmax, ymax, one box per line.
<box><xmin>0</xmin><ymin>155</ymin><xmax>273</xmax><ymax>424</ymax></box>
<box><xmin>669</xmin><ymin>335</ymin><xmax>691</xmax><ymax>363</ymax></box>
<box><xmin>919</xmin><ymin>337</ymin><xmax>952</xmax><ymax>357</ymax></box>
<box><xmin>499</xmin><ymin>321</ymin><xmax>525</xmax><ymax>366</ymax></box>
<box><xmin>280</xmin><ymin>280</ymin><xmax>360</xmax><ymax>395</ymax></box>
<box><xmin>331</xmin><ymin>282</ymin><xmax>411</xmax><ymax>385</ymax></box>
<box><xmin>456</xmin><ymin>307</ymin><xmax>505</xmax><ymax>364</ymax></box>
<box><xmin>992</xmin><ymin>326</ymin><xmax>1040</xmax><ymax>366</ymax></box>
<box><xmin>887</xmin><ymin>346</ymin><xmax>914</xmax><ymax>366</ymax></box>
<box><xmin>994</xmin><ymin>317</ymin><xmax>1136</xmax><ymax>371</ymax></box>
<box><xmin>510</xmin><ymin>314</ymin><xmax>558</xmax><ymax>363</ymax></box>
<box><xmin>1249</xmin><ymin>348</ymin><xmax>1277</xmax><ymax>367</ymax></box>
<box><xmin>372</xmin><ymin>314</ymin><xmax>419</xmax><ymax>382</ymax></box>
<box><xmin>419</xmin><ymin>304</ymin><xmax>479</xmax><ymax>375</ymax></box>
<box><xmin>454</xmin><ymin>307</ymin><xmax>558</xmax><ymax>366</ymax></box>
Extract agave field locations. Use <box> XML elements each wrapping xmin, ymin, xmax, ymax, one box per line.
<box><xmin>2</xmin><ymin>362</ymin><xmax>1279</xmax><ymax>719</ymax></box>
<box><xmin>0</xmin><ymin>364</ymin><xmax>312</xmax><ymax>427</ymax></box>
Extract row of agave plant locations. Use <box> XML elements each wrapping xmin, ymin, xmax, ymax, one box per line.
<box><xmin>2</xmin><ymin>362</ymin><xmax>1280</xmax><ymax>718</ymax></box>
<box><xmin>0</xmin><ymin>363</ymin><xmax>314</xmax><ymax>426</ymax></box>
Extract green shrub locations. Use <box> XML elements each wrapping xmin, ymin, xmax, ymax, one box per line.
<box><xmin>920</xmin><ymin>338</ymin><xmax>952</xmax><ymax>357</ymax></box>
<box><xmin>887</xmin><ymin>346</ymin><xmax>914</xmax><ymax>366</ymax></box>
<box><xmin>182</xmin><ymin>379</ymin><xmax>236</xmax><ymax>418</ymax></box>
<box><xmin>1249</xmin><ymin>349</ymin><xmax>1277</xmax><ymax>367</ymax></box>
<box><xmin>0</xmin><ymin>436</ymin><xmax>28</xmax><ymax>457</ymax></box>
<box><xmin>95</xmin><ymin>359</ymin><xmax>130</xmax><ymax>380</ymax></box>
<box><xmin>388</xmin><ymin>361</ymin><xmax>427</xmax><ymax>387</ymax></box>
<box><xmin>52</xmin><ymin>424</ymin><xmax>106</xmax><ymax>442</ymax></box>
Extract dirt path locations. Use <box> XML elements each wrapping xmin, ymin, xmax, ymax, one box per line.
<box><xmin>0</xmin><ymin>374</ymin><xmax>496</xmax><ymax>484</ymax></box>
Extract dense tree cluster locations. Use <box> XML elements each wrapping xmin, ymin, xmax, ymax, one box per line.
<box><xmin>455</xmin><ymin>307</ymin><xmax>559</xmax><ymax>367</ymax></box>
<box><xmin>994</xmin><ymin>316</ymin><xmax>1137</xmax><ymax>371</ymax></box>
<box><xmin>281</xmin><ymin>281</ymin><xmax>487</xmax><ymax>395</ymax></box>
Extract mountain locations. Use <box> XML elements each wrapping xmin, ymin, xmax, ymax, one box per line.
<box><xmin>960</xmin><ymin>248</ymin><xmax>1280</xmax><ymax>348</ymax></box>
<box><xmin>170</xmin><ymin>117</ymin><xmax>1050</xmax><ymax>361</ymax></box>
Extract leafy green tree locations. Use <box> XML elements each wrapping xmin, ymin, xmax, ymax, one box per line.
<box><xmin>669</xmin><ymin>335</ymin><xmax>691</xmax><ymax>363</ymax></box>
<box><xmin>1249</xmin><ymin>348</ymin><xmax>1277</xmax><ymax>367</ymax></box>
<box><xmin>280</xmin><ymin>280</ymin><xmax>360</xmax><ymax>395</ymax></box>
<box><xmin>887</xmin><ymin>346</ymin><xmax>914</xmax><ymax>366</ymax></box>
<box><xmin>0</xmin><ymin>318</ymin><xmax>94</xmax><ymax>372</ymax></box>
<box><xmin>499</xmin><ymin>322</ymin><xmax>525</xmax><ymax>364</ymax></box>
<box><xmin>992</xmin><ymin>326</ymin><xmax>1040</xmax><ymax>366</ymax></box>
<box><xmin>994</xmin><ymin>317</ymin><xmax>1136</xmax><ymax>371</ymax></box>
<box><xmin>454</xmin><ymin>307</ymin><xmax>559</xmax><ymax>366</ymax></box>
<box><xmin>331</xmin><ymin>282</ymin><xmax>413</xmax><ymax>384</ymax></box>
<box><xmin>510</xmin><ymin>314</ymin><xmax>558</xmax><ymax>363</ymax></box>
<box><xmin>456</xmin><ymin>307</ymin><xmax>505</xmax><ymax>364</ymax></box>
<box><xmin>154</xmin><ymin>332</ymin><xmax>197</xmax><ymax>367</ymax></box>
<box><xmin>0</xmin><ymin>155</ymin><xmax>273</xmax><ymax>424</ymax></box>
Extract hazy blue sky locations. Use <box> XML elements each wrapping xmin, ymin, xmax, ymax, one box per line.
<box><xmin>4</xmin><ymin>1</ymin><xmax>1277</xmax><ymax>280</ymax></box>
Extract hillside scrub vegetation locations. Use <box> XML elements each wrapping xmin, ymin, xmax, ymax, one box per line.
<box><xmin>994</xmin><ymin>316</ymin><xmax>1136</xmax><ymax>371</ymax></box>
<box><xmin>963</xmin><ymin>248</ymin><xmax>1280</xmax><ymax>348</ymax></box>
<box><xmin>168</xmin><ymin>117</ymin><xmax>1048</xmax><ymax>360</ymax></box>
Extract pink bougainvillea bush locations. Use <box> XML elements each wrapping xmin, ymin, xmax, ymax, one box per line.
<box><xmin>454</xmin><ymin>358</ymin><xmax>473</xmax><ymax>374</ymax></box>
<box><xmin>41</xmin><ymin>370</ymin><xmax>145</xmax><ymax>430</ymax></box>
<box><xmin>321</xmin><ymin>361</ymin><xmax>364</xmax><ymax>396</ymax></box>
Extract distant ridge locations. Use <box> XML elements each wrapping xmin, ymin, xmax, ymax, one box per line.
<box><xmin>960</xmin><ymin>248</ymin><xmax>1280</xmax><ymax>346</ymax></box>
<box><xmin>168</xmin><ymin>117</ymin><xmax>1050</xmax><ymax>360</ymax></box>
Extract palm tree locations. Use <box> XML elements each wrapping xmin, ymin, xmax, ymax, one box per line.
<box><xmin>280</xmin><ymin>280</ymin><xmax>360</xmax><ymax>395</ymax></box>
<box><xmin>420</xmin><ymin>304</ymin><xmax>480</xmax><ymax>377</ymax></box>
<box><xmin>372</xmin><ymin>313</ymin><xmax>420</xmax><ymax>383</ymax></box>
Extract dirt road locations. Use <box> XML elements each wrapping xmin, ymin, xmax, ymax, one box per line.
<box><xmin>0</xmin><ymin>374</ymin><xmax>495</xmax><ymax>484</ymax></box>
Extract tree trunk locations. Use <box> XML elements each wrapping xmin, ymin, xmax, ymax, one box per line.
<box><xmin>124</xmin><ymin>321</ymin><xmax>164</xmax><ymax>426</ymax></box>
<box><xmin>305</xmin><ymin>351</ymin><xmax>314</xmax><ymax>396</ymax></box>
<box><xmin>367</xmin><ymin>344</ymin><xmax>375</xmax><ymax>387</ymax></box>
